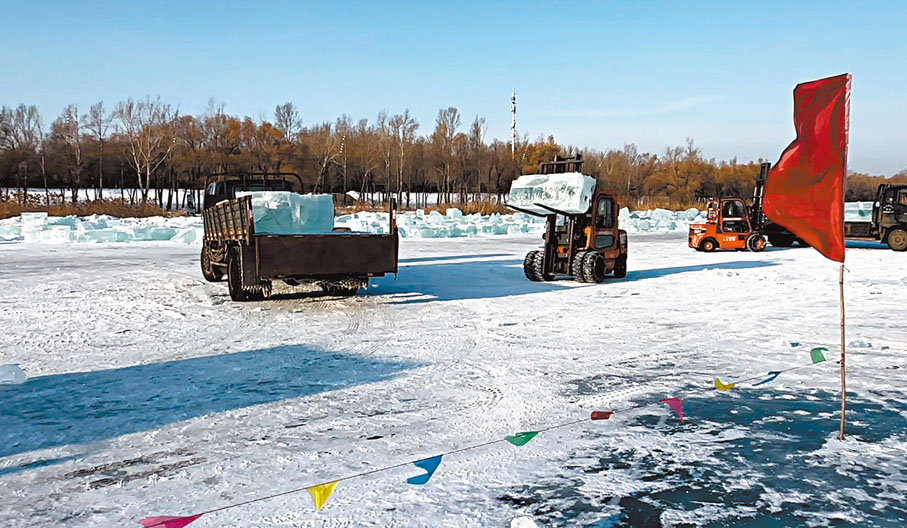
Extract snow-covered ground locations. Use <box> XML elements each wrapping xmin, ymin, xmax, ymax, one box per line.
<box><xmin>1</xmin><ymin>233</ymin><xmax>905</xmax><ymax>527</ymax></box>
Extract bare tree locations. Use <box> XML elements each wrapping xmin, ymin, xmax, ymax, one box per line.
<box><xmin>432</xmin><ymin>106</ymin><xmax>460</xmax><ymax>203</ymax></box>
<box><xmin>82</xmin><ymin>102</ymin><xmax>111</xmax><ymax>199</ymax></box>
<box><xmin>274</xmin><ymin>102</ymin><xmax>302</xmax><ymax>142</ymax></box>
<box><xmin>389</xmin><ymin>109</ymin><xmax>419</xmax><ymax>207</ymax></box>
<box><xmin>114</xmin><ymin>97</ymin><xmax>178</xmax><ymax>203</ymax></box>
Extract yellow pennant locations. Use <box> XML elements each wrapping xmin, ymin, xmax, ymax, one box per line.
<box><xmin>307</xmin><ymin>481</ymin><xmax>339</xmax><ymax>511</ymax></box>
<box><xmin>714</xmin><ymin>378</ymin><xmax>736</xmax><ymax>391</ymax></box>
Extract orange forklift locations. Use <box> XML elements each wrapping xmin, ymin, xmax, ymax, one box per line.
<box><xmin>688</xmin><ymin>162</ymin><xmax>770</xmax><ymax>252</ymax></box>
<box><xmin>506</xmin><ymin>155</ymin><xmax>629</xmax><ymax>282</ymax></box>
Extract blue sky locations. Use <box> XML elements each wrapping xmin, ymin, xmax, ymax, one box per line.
<box><xmin>1</xmin><ymin>1</ymin><xmax>905</xmax><ymax>174</ymax></box>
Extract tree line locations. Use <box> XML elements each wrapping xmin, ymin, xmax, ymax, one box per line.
<box><xmin>1</xmin><ymin>98</ymin><xmax>904</xmax><ymax>210</ymax></box>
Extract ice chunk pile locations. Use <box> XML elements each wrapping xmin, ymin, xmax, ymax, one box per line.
<box><xmin>334</xmin><ymin>208</ymin><xmax>549</xmax><ymax>238</ymax></box>
<box><xmin>508</xmin><ymin>172</ymin><xmax>597</xmax><ymax>215</ymax></box>
<box><xmin>236</xmin><ymin>191</ymin><xmax>334</xmax><ymax>235</ymax></box>
<box><xmin>619</xmin><ymin>207</ymin><xmax>707</xmax><ymax>233</ymax></box>
<box><xmin>0</xmin><ymin>213</ymin><xmax>202</xmax><ymax>244</ymax></box>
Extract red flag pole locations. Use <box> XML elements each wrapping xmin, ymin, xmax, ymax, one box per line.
<box><xmin>838</xmin><ymin>263</ymin><xmax>846</xmax><ymax>440</ymax></box>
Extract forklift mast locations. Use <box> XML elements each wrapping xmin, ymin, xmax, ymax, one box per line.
<box><xmin>541</xmin><ymin>154</ymin><xmax>584</xmax><ymax>175</ymax></box>
<box><xmin>750</xmin><ymin>161</ymin><xmax>771</xmax><ymax>232</ymax></box>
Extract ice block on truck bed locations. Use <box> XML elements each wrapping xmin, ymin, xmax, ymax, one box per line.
<box><xmin>508</xmin><ymin>172</ymin><xmax>596</xmax><ymax>215</ymax></box>
<box><xmin>236</xmin><ymin>191</ymin><xmax>335</xmax><ymax>234</ymax></box>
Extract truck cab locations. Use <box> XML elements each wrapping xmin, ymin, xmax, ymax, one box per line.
<box><xmin>845</xmin><ymin>184</ymin><xmax>907</xmax><ymax>251</ymax></box>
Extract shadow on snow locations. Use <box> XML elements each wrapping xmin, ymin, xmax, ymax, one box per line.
<box><xmin>0</xmin><ymin>345</ymin><xmax>419</xmax><ymax>460</ymax></box>
<box><xmin>367</xmin><ymin>256</ymin><xmax>778</xmax><ymax>303</ymax></box>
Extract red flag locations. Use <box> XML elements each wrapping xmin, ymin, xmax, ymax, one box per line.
<box><xmin>763</xmin><ymin>73</ymin><xmax>851</xmax><ymax>262</ymax></box>
<box><xmin>139</xmin><ymin>514</ymin><xmax>203</xmax><ymax>528</ymax></box>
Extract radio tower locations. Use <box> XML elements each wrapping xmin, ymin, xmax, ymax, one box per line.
<box><xmin>510</xmin><ymin>88</ymin><xmax>517</xmax><ymax>158</ymax></box>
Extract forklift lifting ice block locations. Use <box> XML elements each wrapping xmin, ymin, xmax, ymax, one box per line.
<box><xmin>506</xmin><ymin>155</ymin><xmax>629</xmax><ymax>283</ymax></box>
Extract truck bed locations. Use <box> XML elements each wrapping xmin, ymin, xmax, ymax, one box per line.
<box><xmin>256</xmin><ymin>233</ymin><xmax>398</xmax><ymax>279</ymax></box>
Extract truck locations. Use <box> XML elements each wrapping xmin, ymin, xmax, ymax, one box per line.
<box><xmin>844</xmin><ymin>183</ymin><xmax>907</xmax><ymax>251</ymax></box>
<box><xmin>505</xmin><ymin>155</ymin><xmax>628</xmax><ymax>283</ymax></box>
<box><xmin>200</xmin><ymin>172</ymin><xmax>399</xmax><ymax>301</ymax></box>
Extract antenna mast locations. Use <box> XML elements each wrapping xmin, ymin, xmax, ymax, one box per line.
<box><xmin>510</xmin><ymin>88</ymin><xmax>517</xmax><ymax>159</ymax></box>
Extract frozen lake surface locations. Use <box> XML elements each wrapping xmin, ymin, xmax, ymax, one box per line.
<box><xmin>0</xmin><ymin>233</ymin><xmax>905</xmax><ymax>527</ymax></box>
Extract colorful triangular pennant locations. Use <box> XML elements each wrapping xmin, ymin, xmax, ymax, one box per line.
<box><xmin>753</xmin><ymin>371</ymin><xmax>782</xmax><ymax>386</ymax></box>
<box><xmin>307</xmin><ymin>480</ymin><xmax>339</xmax><ymax>511</ymax></box>
<box><xmin>139</xmin><ymin>515</ymin><xmax>203</xmax><ymax>528</ymax></box>
<box><xmin>590</xmin><ymin>411</ymin><xmax>614</xmax><ymax>421</ymax></box>
<box><xmin>406</xmin><ymin>455</ymin><xmax>442</xmax><ymax>485</ymax></box>
<box><xmin>505</xmin><ymin>431</ymin><xmax>539</xmax><ymax>446</ymax></box>
<box><xmin>714</xmin><ymin>378</ymin><xmax>736</xmax><ymax>391</ymax></box>
<box><xmin>810</xmin><ymin>347</ymin><xmax>828</xmax><ymax>364</ymax></box>
<box><xmin>660</xmin><ymin>397</ymin><xmax>685</xmax><ymax>421</ymax></box>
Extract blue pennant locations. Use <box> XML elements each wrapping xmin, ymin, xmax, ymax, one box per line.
<box><xmin>406</xmin><ymin>455</ymin><xmax>442</xmax><ymax>485</ymax></box>
<box><xmin>753</xmin><ymin>371</ymin><xmax>782</xmax><ymax>386</ymax></box>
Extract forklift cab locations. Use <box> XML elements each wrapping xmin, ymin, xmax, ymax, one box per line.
<box><xmin>709</xmin><ymin>198</ymin><xmax>752</xmax><ymax>235</ymax></box>
<box><xmin>590</xmin><ymin>193</ymin><xmax>617</xmax><ymax>249</ymax></box>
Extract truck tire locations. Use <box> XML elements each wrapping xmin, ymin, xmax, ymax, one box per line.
<box><xmin>613</xmin><ymin>255</ymin><xmax>628</xmax><ymax>278</ymax></box>
<box><xmin>571</xmin><ymin>250</ymin><xmax>589</xmax><ymax>282</ymax></box>
<box><xmin>582</xmin><ymin>251</ymin><xmax>607</xmax><ymax>283</ymax></box>
<box><xmin>700</xmin><ymin>238</ymin><xmax>717</xmax><ymax>252</ymax></box>
<box><xmin>227</xmin><ymin>245</ymin><xmax>271</xmax><ymax>302</ymax></box>
<box><xmin>746</xmin><ymin>233</ymin><xmax>767</xmax><ymax>252</ymax></box>
<box><xmin>767</xmin><ymin>235</ymin><xmax>794</xmax><ymax>247</ymax></box>
<box><xmin>887</xmin><ymin>228</ymin><xmax>907</xmax><ymax>251</ymax></box>
<box><xmin>200</xmin><ymin>245</ymin><xmax>224</xmax><ymax>282</ymax></box>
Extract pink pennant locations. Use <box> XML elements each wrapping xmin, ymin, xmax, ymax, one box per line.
<box><xmin>659</xmin><ymin>397</ymin><xmax>684</xmax><ymax>422</ymax></box>
<box><xmin>139</xmin><ymin>514</ymin><xmax>203</xmax><ymax>528</ymax></box>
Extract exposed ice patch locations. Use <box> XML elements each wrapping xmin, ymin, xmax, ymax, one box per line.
<box><xmin>0</xmin><ymin>364</ymin><xmax>27</xmax><ymax>385</ymax></box>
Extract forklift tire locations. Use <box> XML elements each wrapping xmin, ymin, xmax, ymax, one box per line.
<box><xmin>746</xmin><ymin>233</ymin><xmax>767</xmax><ymax>252</ymax></box>
<box><xmin>227</xmin><ymin>245</ymin><xmax>272</xmax><ymax>302</ymax></box>
<box><xmin>582</xmin><ymin>252</ymin><xmax>607</xmax><ymax>283</ymax></box>
<box><xmin>887</xmin><ymin>228</ymin><xmax>907</xmax><ymax>251</ymax></box>
<box><xmin>523</xmin><ymin>250</ymin><xmax>547</xmax><ymax>282</ymax></box>
<box><xmin>613</xmin><ymin>255</ymin><xmax>627</xmax><ymax>279</ymax></box>
<box><xmin>700</xmin><ymin>239</ymin><xmax>717</xmax><ymax>252</ymax></box>
<box><xmin>200</xmin><ymin>245</ymin><xmax>224</xmax><ymax>282</ymax></box>
<box><xmin>571</xmin><ymin>250</ymin><xmax>589</xmax><ymax>282</ymax></box>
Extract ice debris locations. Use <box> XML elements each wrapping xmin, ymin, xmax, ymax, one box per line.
<box><xmin>0</xmin><ymin>201</ymin><xmax>878</xmax><ymax>244</ymax></box>
<box><xmin>0</xmin><ymin>364</ymin><xmax>27</xmax><ymax>385</ymax></box>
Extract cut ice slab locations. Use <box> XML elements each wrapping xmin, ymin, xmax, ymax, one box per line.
<box><xmin>507</xmin><ymin>172</ymin><xmax>596</xmax><ymax>215</ymax></box>
<box><xmin>236</xmin><ymin>191</ymin><xmax>335</xmax><ymax>235</ymax></box>
<box><xmin>0</xmin><ymin>364</ymin><xmax>27</xmax><ymax>385</ymax></box>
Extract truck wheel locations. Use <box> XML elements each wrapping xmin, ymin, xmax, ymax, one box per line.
<box><xmin>582</xmin><ymin>251</ymin><xmax>607</xmax><ymax>283</ymax></box>
<box><xmin>747</xmin><ymin>233</ymin><xmax>767</xmax><ymax>252</ymax></box>
<box><xmin>767</xmin><ymin>235</ymin><xmax>794</xmax><ymax>248</ymax></box>
<box><xmin>613</xmin><ymin>255</ymin><xmax>628</xmax><ymax>278</ymax></box>
<box><xmin>227</xmin><ymin>246</ymin><xmax>249</xmax><ymax>302</ymax></box>
<box><xmin>571</xmin><ymin>250</ymin><xmax>589</xmax><ymax>282</ymax></box>
<box><xmin>888</xmin><ymin>228</ymin><xmax>907</xmax><ymax>251</ymax></box>
<box><xmin>227</xmin><ymin>246</ymin><xmax>271</xmax><ymax>301</ymax></box>
<box><xmin>200</xmin><ymin>245</ymin><xmax>224</xmax><ymax>282</ymax></box>
<box><xmin>700</xmin><ymin>239</ymin><xmax>717</xmax><ymax>252</ymax></box>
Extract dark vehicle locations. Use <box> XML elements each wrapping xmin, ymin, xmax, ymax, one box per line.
<box><xmin>506</xmin><ymin>155</ymin><xmax>629</xmax><ymax>283</ymax></box>
<box><xmin>844</xmin><ymin>184</ymin><xmax>907</xmax><ymax>251</ymax></box>
<box><xmin>200</xmin><ymin>172</ymin><xmax>398</xmax><ymax>301</ymax></box>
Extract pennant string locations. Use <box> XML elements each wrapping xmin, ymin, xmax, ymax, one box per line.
<box><xmin>136</xmin><ymin>351</ymin><xmax>839</xmax><ymax>525</ymax></box>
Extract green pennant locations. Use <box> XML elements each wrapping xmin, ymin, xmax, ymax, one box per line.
<box><xmin>810</xmin><ymin>347</ymin><xmax>828</xmax><ymax>364</ymax></box>
<box><xmin>505</xmin><ymin>431</ymin><xmax>539</xmax><ymax>446</ymax></box>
